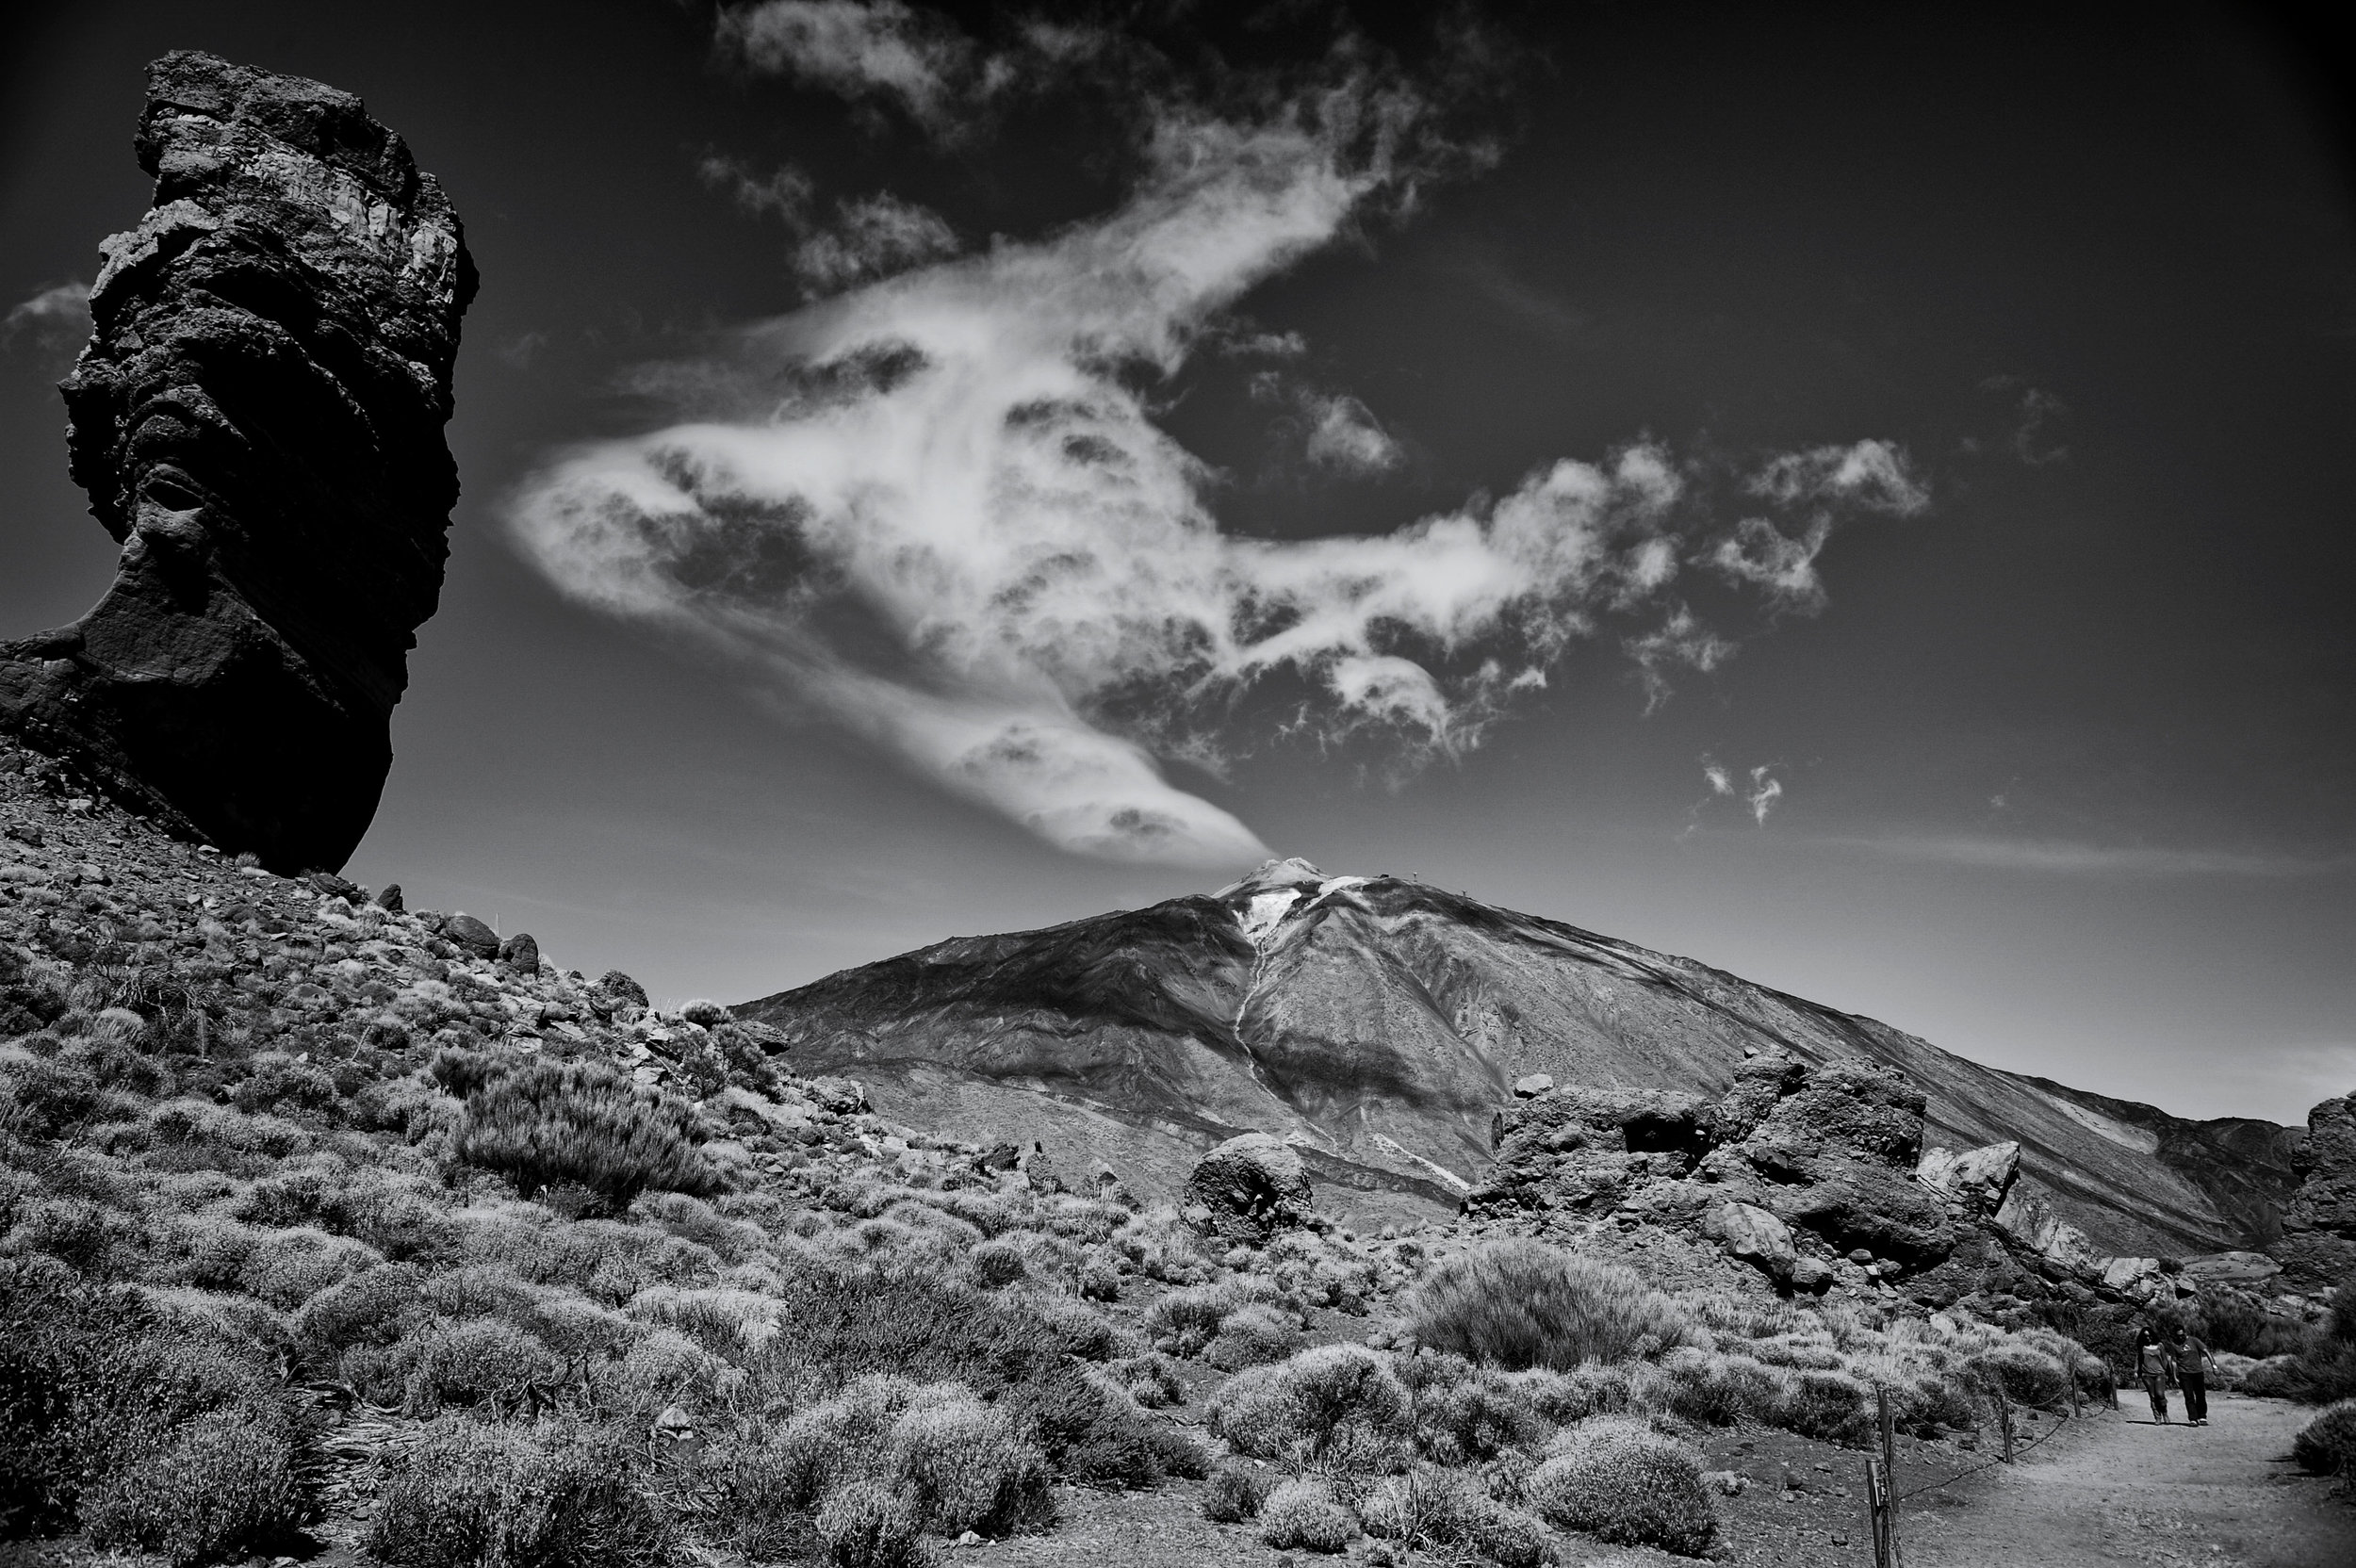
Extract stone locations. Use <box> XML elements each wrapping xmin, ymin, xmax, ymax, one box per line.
<box><xmin>1788</xmin><ymin>1256</ymin><xmax>1836</xmax><ymax>1294</ymax></box>
<box><xmin>372</xmin><ymin>882</ymin><xmax>404</xmax><ymax>911</ymax></box>
<box><xmin>498</xmin><ymin>932</ymin><xmax>539</xmax><ymax>973</ymax></box>
<box><xmin>1513</xmin><ymin>1072</ymin><xmax>1554</xmax><ymax>1098</ymax></box>
<box><xmin>1916</xmin><ymin>1140</ymin><xmax>2021</xmax><ymax>1214</ymax></box>
<box><xmin>2178</xmin><ymin>1250</ymin><xmax>2282</xmax><ymax>1287</ymax></box>
<box><xmin>444</xmin><ymin>913</ymin><xmax>499</xmax><ymax>959</ymax></box>
<box><xmin>597</xmin><ymin>970</ymin><xmax>649</xmax><ymax>1012</ymax></box>
<box><xmin>1992</xmin><ymin>1184</ymin><xmax>2105</xmax><ymax>1282</ymax></box>
<box><xmin>1704</xmin><ymin>1200</ymin><xmax>1798</xmax><ymax>1283</ymax></box>
<box><xmin>2278</xmin><ymin>1091</ymin><xmax>2356</xmax><ymax>1289</ymax></box>
<box><xmin>0</xmin><ymin>52</ymin><xmax>474</xmax><ymax>873</ymax></box>
<box><xmin>1185</xmin><ymin>1132</ymin><xmax>1315</xmax><ymax>1242</ymax></box>
<box><xmin>1766</xmin><ymin>1165</ymin><xmax>1958</xmax><ymax>1266</ymax></box>
<box><xmin>2101</xmin><ymin>1256</ymin><xmax>2167</xmax><ymax>1300</ymax></box>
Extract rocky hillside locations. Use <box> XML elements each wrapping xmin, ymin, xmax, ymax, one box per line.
<box><xmin>741</xmin><ymin>858</ymin><xmax>2303</xmax><ymax>1264</ymax></box>
<box><xmin>0</xmin><ymin>52</ymin><xmax>474</xmax><ymax>874</ymax></box>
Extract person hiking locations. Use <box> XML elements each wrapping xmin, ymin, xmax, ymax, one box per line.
<box><xmin>2135</xmin><ymin>1331</ymin><xmax>2172</xmax><ymax>1423</ymax></box>
<box><xmin>2172</xmin><ymin>1326</ymin><xmax>2215</xmax><ymax>1426</ymax></box>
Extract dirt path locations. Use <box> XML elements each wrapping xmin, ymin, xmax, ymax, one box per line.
<box><xmin>1900</xmin><ymin>1393</ymin><xmax>2355</xmax><ymax>1568</ymax></box>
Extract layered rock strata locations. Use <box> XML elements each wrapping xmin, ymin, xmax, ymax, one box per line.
<box><xmin>0</xmin><ymin>51</ymin><xmax>474</xmax><ymax>874</ymax></box>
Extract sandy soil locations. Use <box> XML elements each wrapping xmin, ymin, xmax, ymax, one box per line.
<box><xmin>1899</xmin><ymin>1394</ymin><xmax>2356</xmax><ymax>1568</ymax></box>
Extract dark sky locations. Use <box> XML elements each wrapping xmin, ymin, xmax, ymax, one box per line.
<box><xmin>5</xmin><ymin>2</ymin><xmax>2350</xmax><ymax>1123</ymax></box>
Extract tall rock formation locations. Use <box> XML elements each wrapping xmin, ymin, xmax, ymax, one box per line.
<box><xmin>0</xmin><ymin>51</ymin><xmax>474</xmax><ymax>873</ymax></box>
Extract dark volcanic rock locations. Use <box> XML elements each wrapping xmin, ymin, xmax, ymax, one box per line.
<box><xmin>2277</xmin><ymin>1091</ymin><xmax>2356</xmax><ymax>1290</ymax></box>
<box><xmin>0</xmin><ymin>52</ymin><xmax>474</xmax><ymax>874</ymax></box>
<box><xmin>1185</xmin><ymin>1133</ymin><xmax>1315</xmax><ymax>1242</ymax></box>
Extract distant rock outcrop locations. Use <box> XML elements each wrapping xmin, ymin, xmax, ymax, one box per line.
<box><xmin>0</xmin><ymin>51</ymin><xmax>474</xmax><ymax>874</ymax></box>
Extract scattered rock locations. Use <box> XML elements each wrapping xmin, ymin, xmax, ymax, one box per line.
<box><xmin>444</xmin><ymin>913</ymin><xmax>500</xmax><ymax>960</ymax></box>
<box><xmin>1916</xmin><ymin>1140</ymin><xmax>2022</xmax><ymax>1214</ymax></box>
<box><xmin>373</xmin><ymin>882</ymin><xmax>404</xmax><ymax>911</ymax></box>
<box><xmin>1704</xmin><ymin>1200</ymin><xmax>1797</xmax><ymax>1283</ymax></box>
<box><xmin>1186</xmin><ymin>1133</ymin><xmax>1315</xmax><ymax>1242</ymax></box>
<box><xmin>0</xmin><ymin>51</ymin><xmax>474</xmax><ymax>872</ymax></box>
<box><xmin>1513</xmin><ymin>1072</ymin><xmax>1554</xmax><ymax>1098</ymax></box>
<box><xmin>308</xmin><ymin>871</ymin><xmax>366</xmax><ymax>903</ymax></box>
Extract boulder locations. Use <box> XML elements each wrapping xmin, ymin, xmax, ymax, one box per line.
<box><xmin>2178</xmin><ymin>1250</ymin><xmax>2283</xmax><ymax>1288</ymax></box>
<box><xmin>1186</xmin><ymin>1133</ymin><xmax>1314</xmax><ymax>1241</ymax></box>
<box><xmin>498</xmin><ymin>932</ymin><xmax>540</xmax><ymax>974</ymax></box>
<box><xmin>1916</xmin><ymin>1140</ymin><xmax>2021</xmax><ymax>1214</ymax></box>
<box><xmin>1513</xmin><ymin>1073</ymin><xmax>1554</xmax><ymax>1099</ymax></box>
<box><xmin>373</xmin><ymin>882</ymin><xmax>404</xmax><ymax>912</ymax></box>
<box><xmin>1992</xmin><ymin>1184</ymin><xmax>2105</xmax><ymax>1282</ymax></box>
<box><xmin>1704</xmin><ymin>1200</ymin><xmax>1797</xmax><ymax>1283</ymax></box>
<box><xmin>1764</xmin><ymin>1165</ymin><xmax>1958</xmax><ymax>1267</ymax></box>
<box><xmin>444</xmin><ymin>913</ymin><xmax>500</xmax><ymax>960</ymax></box>
<box><xmin>0</xmin><ymin>52</ymin><xmax>474</xmax><ymax>873</ymax></box>
<box><xmin>2279</xmin><ymin>1091</ymin><xmax>2356</xmax><ymax>1289</ymax></box>
<box><xmin>597</xmin><ymin>970</ymin><xmax>650</xmax><ymax>1016</ymax></box>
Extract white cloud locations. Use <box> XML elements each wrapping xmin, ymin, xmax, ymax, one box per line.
<box><xmin>794</xmin><ymin>192</ymin><xmax>958</xmax><ymax>291</ymax></box>
<box><xmin>1702</xmin><ymin>758</ymin><xmax>1734</xmax><ymax>796</ymax></box>
<box><xmin>513</xmin><ymin>19</ymin><xmax>1924</xmax><ymax>867</ymax></box>
<box><xmin>1301</xmin><ymin>392</ymin><xmax>1400</xmax><ymax>476</ymax></box>
<box><xmin>1745</xmin><ymin>765</ymin><xmax>1783</xmax><ymax>825</ymax></box>
<box><xmin>716</xmin><ymin>1</ymin><xmax>976</xmax><ymax>135</ymax></box>
<box><xmin>2</xmin><ymin>280</ymin><xmax>91</xmax><ymax>359</ymax></box>
<box><xmin>699</xmin><ymin>154</ymin><xmax>817</xmax><ymax>223</ymax></box>
<box><xmin>1821</xmin><ymin>834</ymin><xmax>2355</xmax><ymax>877</ymax></box>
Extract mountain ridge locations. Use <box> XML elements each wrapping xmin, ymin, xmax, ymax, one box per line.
<box><xmin>741</xmin><ymin>857</ymin><xmax>2299</xmax><ymax>1260</ymax></box>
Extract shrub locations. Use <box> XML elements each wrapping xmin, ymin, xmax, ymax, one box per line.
<box><xmin>82</xmin><ymin>1407</ymin><xmax>306</xmax><ymax>1567</ymax></box>
<box><xmin>1968</xmin><ymin>1344</ymin><xmax>2072</xmax><ymax>1410</ymax></box>
<box><xmin>1205</xmin><ymin>1303</ymin><xmax>1301</xmax><ymax>1370</ymax></box>
<box><xmin>749</xmin><ymin>1260</ymin><xmax>1186</xmax><ymax>1488</ymax></box>
<box><xmin>2292</xmin><ymin>1398</ymin><xmax>2356</xmax><ymax>1482</ymax></box>
<box><xmin>454</xmin><ymin>1061</ymin><xmax>718</xmax><ymax>1213</ymax></box>
<box><xmin>366</xmin><ymin>1417</ymin><xmax>672</xmax><ymax>1568</ymax></box>
<box><xmin>291</xmin><ymin>1262</ymin><xmax>428</xmax><ymax>1371</ymax></box>
<box><xmin>1207</xmin><ymin>1345</ymin><xmax>1412</xmax><ymax>1469</ymax></box>
<box><xmin>2196</xmin><ymin>1292</ymin><xmax>2315</xmax><ymax>1360</ymax></box>
<box><xmin>888</xmin><ymin>1388</ymin><xmax>1055</xmax><ymax>1536</ymax></box>
<box><xmin>1406</xmin><ymin>1242</ymin><xmax>1688</xmax><ymax>1371</ymax></box>
<box><xmin>1201</xmin><ymin>1462</ymin><xmax>1274</xmax><ymax>1523</ymax></box>
<box><xmin>0</xmin><ymin>1261</ymin><xmax>317</xmax><ymax>1553</ymax></box>
<box><xmin>1773</xmin><ymin>1366</ymin><xmax>1875</xmax><ymax>1446</ymax></box>
<box><xmin>1144</xmin><ymin>1277</ymin><xmax>1278</xmax><ymax>1358</ymax></box>
<box><xmin>399</xmin><ymin>1317</ymin><xmax>560</xmax><ymax>1414</ymax></box>
<box><xmin>813</xmin><ymin>1480</ymin><xmax>927</xmax><ymax>1568</ymax></box>
<box><xmin>1526</xmin><ymin>1416</ymin><xmax>1715</xmax><ymax>1557</ymax></box>
<box><xmin>1402</xmin><ymin>1353</ymin><xmax>1551</xmax><ymax>1462</ymax></box>
<box><xmin>1258</xmin><ymin>1477</ymin><xmax>1355</xmax><ymax>1553</ymax></box>
<box><xmin>1361</xmin><ymin>1465</ymin><xmax>1556</xmax><ymax>1568</ymax></box>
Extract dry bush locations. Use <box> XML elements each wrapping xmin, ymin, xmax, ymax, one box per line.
<box><xmin>1105</xmin><ymin>1352</ymin><xmax>1183</xmax><ymax>1409</ymax></box>
<box><xmin>366</xmin><ymin>1416</ymin><xmax>672</xmax><ymax>1568</ymax></box>
<box><xmin>396</xmin><ymin>1316</ymin><xmax>560</xmax><ymax>1414</ymax></box>
<box><xmin>1201</xmin><ymin>1461</ymin><xmax>1275</xmax><ymax>1523</ymax></box>
<box><xmin>886</xmin><ymin>1385</ymin><xmax>1056</xmax><ymax>1536</ymax></box>
<box><xmin>1207</xmin><ymin>1344</ymin><xmax>1413</xmax><ymax>1469</ymax></box>
<box><xmin>453</xmin><ymin>1061</ymin><xmax>717</xmax><ymax>1214</ymax></box>
<box><xmin>813</xmin><ymin>1479</ymin><xmax>927</xmax><ymax>1568</ymax></box>
<box><xmin>1406</xmin><ymin>1241</ymin><xmax>1689</xmax><ymax>1371</ymax></box>
<box><xmin>2292</xmin><ymin>1398</ymin><xmax>2356</xmax><ymax>1485</ymax></box>
<box><xmin>1144</xmin><ymin>1276</ymin><xmax>1281</xmax><ymax>1358</ymax></box>
<box><xmin>1525</xmin><ymin>1415</ymin><xmax>1715</xmax><ymax>1557</ymax></box>
<box><xmin>1258</xmin><ymin>1477</ymin><xmax>1355</xmax><ymax>1553</ymax></box>
<box><xmin>1399</xmin><ymin>1351</ymin><xmax>1552</xmax><ymax>1462</ymax></box>
<box><xmin>1360</xmin><ymin>1464</ymin><xmax>1556</xmax><ymax>1568</ymax></box>
<box><xmin>1205</xmin><ymin>1302</ymin><xmax>1301</xmax><ymax>1370</ymax></box>
<box><xmin>82</xmin><ymin>1407</ymin><xmax>306</xmax><ymax>1567</ymax></box>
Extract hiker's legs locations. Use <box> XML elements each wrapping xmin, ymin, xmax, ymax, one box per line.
<box><xmin>2182</xmin><ymin>1374</ymin><xmax>2207</xmax><ymax>1423</ymax></box>
<box><xmin>2143</xmin><ymin>1375</ymin><xmax>2168</xmax><ymax>1421</ymax></box>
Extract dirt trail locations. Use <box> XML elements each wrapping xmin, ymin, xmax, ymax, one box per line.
<box><xmin>1901</xmin><ymin>1393</ymin><xmax>2354</xmax><ymax>1568</ymax></box>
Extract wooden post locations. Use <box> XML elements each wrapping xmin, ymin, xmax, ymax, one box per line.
<box><xmin>1866</xmin><ymin>1455</ymin><xmax>1894</xmax><ymax>1568</ymax></box>
<box><xmin>1997</xmin><ymin>1391</ymin><xmax>2016</xmax><ymax>1462</ymax></box>
<box><xmin>1878</xmin><ymin>1384</ymin><xmax>1897</xmax><ymax>1475</ymax></box>
<box><xmin>2069</xmin><ymin>1367</ymin><xmax>2082</xmax><ymax>1418</ymax></box>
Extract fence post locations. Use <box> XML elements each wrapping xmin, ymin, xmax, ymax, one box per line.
<box><xmin>2068</xmin><ymin>1366</ymin><xmax>2082</xmax><ymax>1418</ymax></box>
<box><xmin>1866</xmin><ymin>1455</ymin><xmax>1894</xmax><ymax>1568</ymax></box>
<box><xmin>1997</xmin><ymin>1391</ymin><xmax>2016</xmax><ymax>1462</ymax></box>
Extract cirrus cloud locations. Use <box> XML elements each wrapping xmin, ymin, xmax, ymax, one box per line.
<box><xmin>513</xmin><ymin>9</ymin><xmax>1926</xmax><ymax>867</ymax></box>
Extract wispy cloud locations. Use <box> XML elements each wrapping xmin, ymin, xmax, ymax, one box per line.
<box><xmin>1821</xmin><ymin>833</ymin><xmax>2354</xmax><ymax>877</ymax></box>
<box><xmin>513</xmin><ymin>7</ymin><xmax>1925</xmax><ymax>866</ymax></box>
<box><xmin>2</xmin><ymin>279</ymin><xmax>91</xmax><ymax>362</ymax></box>
<box><xmin>793</xmin><ymin>192</ymin><xmax>958</xmax><ymax>291</ymax></box>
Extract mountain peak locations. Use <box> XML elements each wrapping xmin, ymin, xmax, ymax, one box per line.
<box><xmin>1219</xmin><ymin>856</ymin><xmax>1331</xmax><ymax>896</ymax></box>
